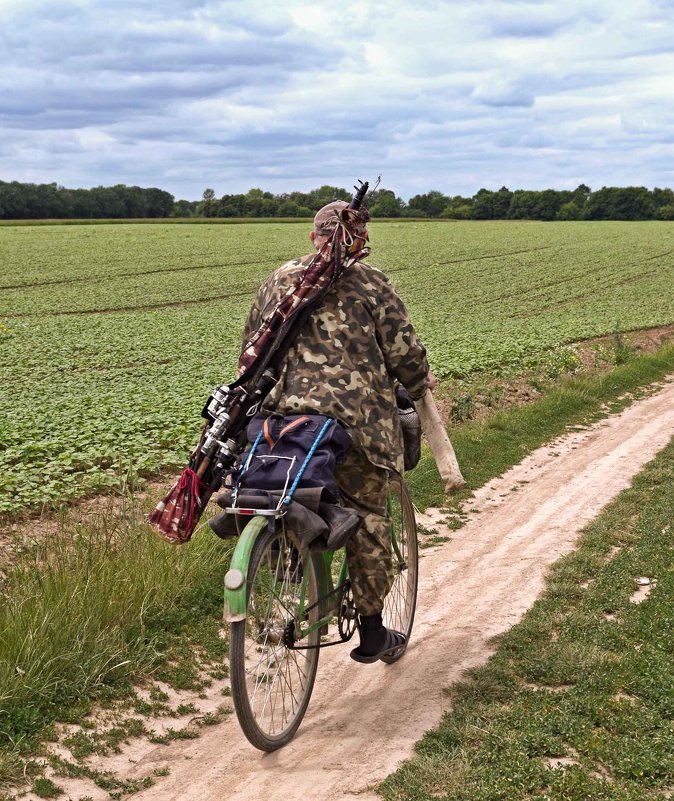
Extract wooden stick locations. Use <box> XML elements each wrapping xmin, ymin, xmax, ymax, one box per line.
<box><xmin>415</xmin><ymin>392</ymin><xmax>466</xmax><ymax>493</ymax></box>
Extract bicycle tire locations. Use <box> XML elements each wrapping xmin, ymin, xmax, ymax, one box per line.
<box><xmin>380</xmin><ymin>474</ymin><xmax>418</xmax><ymax>664</ymax></box>
<box><xmin>229</xmin><ymin>525</ymin><xmax>321</xmax><ymax>751</ymax></box>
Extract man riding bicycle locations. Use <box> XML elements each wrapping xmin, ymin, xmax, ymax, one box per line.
<box><xmin>241</xmin><ymin>200</ymin><xmax>435</xmax><ymax>663</ymax></box>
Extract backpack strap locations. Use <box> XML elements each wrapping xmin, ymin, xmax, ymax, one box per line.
<box><xmin>262</xmin><ymin>417</ymin><xmax>275</xmax><ymax>450</ymax></box>
<box><xmin>278</xmin><ymin>416</ymin><xmax>311</xmax><ymax>440</ymax></box>
<box><xmin>282</xmin><ymin>418</ymin><xmax>335</xmax><ymax>506</ymax></box>
<box><xmin>263</xmin><ymin>415</ymin><xmax>311</xmax><ymax>451</ymax></box>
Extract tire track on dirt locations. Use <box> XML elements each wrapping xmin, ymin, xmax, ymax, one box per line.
<box><xmin>23</xmin><ymin>378</ymin><xmax>674</xmax><ymax>801</ymax></box>
<box><xmin>0</xmin><ymin>258</ymin><xmax>283</xmax><ymax>292</ymax></box>
<box><xmin>3</xmin><ymin>289</ymin><xmax>257</xmax><ymax>318</ymax></box>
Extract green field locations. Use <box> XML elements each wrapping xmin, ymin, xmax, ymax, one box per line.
<box><xmin>1</xmin><ymin>220</ymin><xmax>673</xmax><ymax>515</ymax></box>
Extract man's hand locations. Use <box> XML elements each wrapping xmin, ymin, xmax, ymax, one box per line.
<box><xmin>427</xmin><ymin>370</ymin><xmax>438</xmax><ymax>392</ymax></box>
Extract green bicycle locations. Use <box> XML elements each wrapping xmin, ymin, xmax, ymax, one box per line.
<box><xmin>222</xmin><ymin>473</ymin><xmax>418</xmax><ymax>751</ymax></box>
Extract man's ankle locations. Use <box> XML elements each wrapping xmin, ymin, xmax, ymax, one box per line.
<box><xmin>357</xmin><ymin>612</ymin><xmax>387</xmax><ymax>656</ymax></box>
<box><xmin>359</xmin><ymin>611</ymin><xmax>383</xmax><ymax>629</ymax></box>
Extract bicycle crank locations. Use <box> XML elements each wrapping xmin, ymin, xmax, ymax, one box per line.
<box><xmin>337</xmin><ymin>580</ymin><xmax>358</xmax><ymax>641</ymax></box>
<box><xmin>283</xmin><ymin>619</ymin><xmax>296</xmax><ymax>648</ymax></box>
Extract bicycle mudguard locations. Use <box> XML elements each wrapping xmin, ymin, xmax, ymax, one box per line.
<box><xmin>223</xmin><ymin>515</ymin><xmax>267</xmax><ymax>623</ymax></box>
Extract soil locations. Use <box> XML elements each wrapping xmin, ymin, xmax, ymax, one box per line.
<box><xmin>432</xmin><ymin>323</ymin><xmax>674</xmax><ymax>425</ymax></box>
<box><xmin>17</xmin><ymin>375</ymin><xmax>674</xmax><ymax>801</ymax></box>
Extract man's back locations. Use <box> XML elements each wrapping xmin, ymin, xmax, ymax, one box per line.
<box><xmin>243</xmin><ymin>254</ymin><xmax>428</xmax><ymax>472</ymax></box>
<box><xmin>238</xmin><ymin>197</ymin><xmax>432</xmax><ymax>664</ymax></box>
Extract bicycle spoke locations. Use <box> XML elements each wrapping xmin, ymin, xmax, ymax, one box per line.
<box><xmin>230</xmin><ymin>526</ymin><xmax>321</xmax><ymax>749</ymax></box>
<box><xmin>381</xmin><ymin>476</ymin><xmax>418</xmax><ymax>663</ymax></box>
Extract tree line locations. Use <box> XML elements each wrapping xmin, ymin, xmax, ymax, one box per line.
<box><xmin>415</xmin><ymin>185</ymin><xmax>674</xmax><ymax>221</ymax></box>
<box><xmin>182</xmin><ymin>183</ymin><xmax>674</xmax><ymax>221</ymax></box>
<box><xmin>0</xmin><ymin>181</ymin><xmax>175</xmax><ymax>219</ymax></box>
<box><xmin>2</xmin><ymin>179</ymin><xmax>674</xmax><ymax>221</ymax></box>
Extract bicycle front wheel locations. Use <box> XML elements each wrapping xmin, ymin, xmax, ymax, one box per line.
<box><xmin>381</xmin><ymin>474</ymin><xmax>418</xmax><ymax>664</ymax></box>
<box><xmin>229</xmin><ymin>525</ymin><xmax>320</xmax><ymax>751</ymax></box>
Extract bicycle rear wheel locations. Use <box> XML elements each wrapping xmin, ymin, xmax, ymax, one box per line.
<box><xmin>229</xmin><ymin>525</ymin><xmax>320</xmax><ymax>751</ymax></box>
<box><xmin>381</xmin><ymin>474</ymin><xmax>418</xmax><ymax>664</ymax></box>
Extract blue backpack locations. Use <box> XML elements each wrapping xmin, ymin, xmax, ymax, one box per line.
<box><xmin>235</xmin><ymin>414</ymin><xmax>352</xmax><ymax>503</ymax></box>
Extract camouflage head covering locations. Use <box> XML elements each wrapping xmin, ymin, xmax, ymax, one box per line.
<box><xmin>313</xmin><ymin>200</ymin><xmax>370</xmax><ymax>236</ymax></box>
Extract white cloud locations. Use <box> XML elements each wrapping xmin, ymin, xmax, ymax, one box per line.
<box><xmin>0</xmin><ymin>0</ymin><xmax>673</xmax><ymax>198</ymax></box>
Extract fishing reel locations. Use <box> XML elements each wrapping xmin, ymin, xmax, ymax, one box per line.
<box><xmin>199</xmin><ymin>367</ymin><xmax>278</xmax><ymax>471</ymax></box>
<box><xmin>204</xmin><ymin>384</ymin><xmax>231</xmax><ymax>421</ymax></box>
<box><xmin>199</xmin><ymin>384</ymin><xmax>239</xmax><ymax>468</ymax></box>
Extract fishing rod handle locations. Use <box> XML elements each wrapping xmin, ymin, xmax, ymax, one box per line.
<box><xmin>348</xmin><ymin>180</ymin><xmax>369</xmax><ymax>210</ymax></box>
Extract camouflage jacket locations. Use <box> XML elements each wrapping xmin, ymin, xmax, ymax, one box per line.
<box><xmin>242</xmin><ymin>255</ymin><xmax>430</xmax><ymax>473</ymax></box>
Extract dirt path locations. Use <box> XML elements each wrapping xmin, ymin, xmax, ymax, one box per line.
<box><xmin>33</xmin><ymin>378</ymin><xmax>674</xmax><ymax>801</ymax></box>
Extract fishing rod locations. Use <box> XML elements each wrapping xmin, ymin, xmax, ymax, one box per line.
<box><xmin>149</xmin><ymin>178</ymin><xmax>372</xmax><ymax>542</ymax></box>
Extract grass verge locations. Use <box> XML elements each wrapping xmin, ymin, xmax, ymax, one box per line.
<box><xmin>407</xmin><ymin>342</ymin><xmax>674</xmax><ymax>510</ymax></box>
<box><xmin>0</xmin><ymin>501</ymin><xmax>232</xmax><ymax>788</ymax></box>
<box><xmin>380</xmin><ymin>432</ymin><xmax>674</xmax><ymax>801</ymax></box>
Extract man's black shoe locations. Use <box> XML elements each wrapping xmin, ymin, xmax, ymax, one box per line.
<box><xmin>350</xmin><ymin>612</ymin><xmax>406</xmax><ymax>664</ymax></box>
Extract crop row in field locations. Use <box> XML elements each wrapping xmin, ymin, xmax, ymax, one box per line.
<box><xmin>1</xmin><ymin>220</ymin><xmax>673</xmax><ymax>515</ymax></box>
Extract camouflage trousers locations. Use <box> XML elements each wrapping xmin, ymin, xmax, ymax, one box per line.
<box><xmin>335</xmin><ymin>447</ymin><xmax>393</xmax><ymax>616</ymax></box>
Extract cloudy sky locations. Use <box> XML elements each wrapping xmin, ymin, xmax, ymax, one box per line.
<box><xmin>1</xmin><ymin>0</ymin><xmax>673</xmax><ymax>200</ymax></box>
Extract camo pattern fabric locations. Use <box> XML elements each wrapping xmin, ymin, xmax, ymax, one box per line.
<box><xmin>242</xmin><ymin>255</ymin><xmax>430</xmax><ymax>473</ymax></box>
<box><xmin>237</xmin><ymin>214</ymin><xmax>368</xmax><ymax>380</ymax></box>
<box><xmin>335</xmin><ymin>447</ymin><xmax>392</xmax><ymax>615</ymax></box>
<box><xmin>237</xmin><ymin>247</ymin><xmax>344</xmax><ymax>376</ymax></box>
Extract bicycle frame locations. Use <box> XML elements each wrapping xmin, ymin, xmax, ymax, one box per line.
<box><xmin>226</xmin><ymin>476</ymin><xmax>416</xmax><ymax>751</ymax></box>
<box><xmin>223</xmin><ymin>489</ymin><xmax>401</xmax><ymax>628</ymax></box>
<box><xmin>222</xmin><ymin>514</ymin><xmax>349</xmax><ymax>639</ymax></box>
